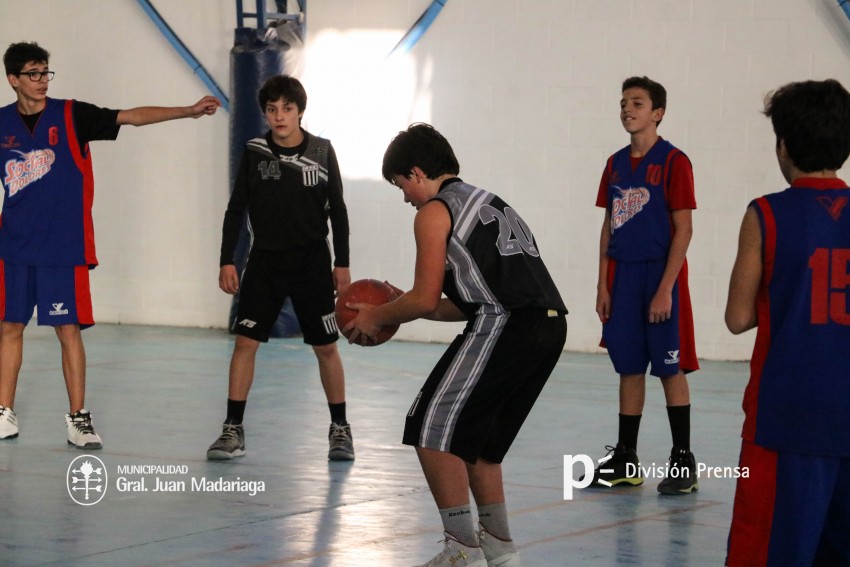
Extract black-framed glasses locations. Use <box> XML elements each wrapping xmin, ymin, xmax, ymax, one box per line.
<box><xmin>18</xmin><ymin>70</ymin><xmax>55</xmax><ymax>82</ymax></box>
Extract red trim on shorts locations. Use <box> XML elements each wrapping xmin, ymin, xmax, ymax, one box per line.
<box><xmin>64</xmin><ymin>100</ymin><xmax>98</xmax><ymax>267</ymax></box>
<box><xmin>598</xmin><ymin>258</ymin><xmax>618</xmax><ymax>349</ymax></box>
<box><xmin>0</xmin><ymin>259</ymin><xmax>5</xmax><ymax>320</ymax></box>
<box><xmin>676</xmin><ymin>258</ymin><xmax>699</xmax><ymax>372</ymax></box>
<box><xmin>727</xmin><ymin>441</ymin><xmax>777</xmax><ymax>566</ymax></box>
<box><xmin>742</xmin><ymin>198</ymin><xmax>776</xmax><ymax>441</ymax></box>
<box><xmin>74</xmin><ymin>265</ymin><xmax>94</xmax><ymax>325</ymax></box>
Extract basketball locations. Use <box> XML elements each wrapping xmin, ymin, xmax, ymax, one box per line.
<box><xmin>335</xmin><ymin>279</ymin><xmax>400</xmax><ymax>346</ymax></box>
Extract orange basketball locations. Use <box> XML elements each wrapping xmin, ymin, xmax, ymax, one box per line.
<box><xmin>335</xmin><ymin>279</ymin><xmax>400</xmax><ymax>346</ymax></box>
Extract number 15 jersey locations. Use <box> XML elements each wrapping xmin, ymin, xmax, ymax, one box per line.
<box><xmin>744</xmin><ymin>177</ymin><xmax>850</xmax><ymax>457</ymax></box>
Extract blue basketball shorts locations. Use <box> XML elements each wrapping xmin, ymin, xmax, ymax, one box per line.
<box><xmin>726</xmin><ymin>440</ymin><xmax>850</xmax><ymax>566</ymax></box>
<box><xmin>602</xmin><ymin>258</ymin><xmax>682</xmax><ymax>377</ymax></box>
<box><xmin>0</xmin><ymin>261</ymin><xmax>94</xmax><ymax>328</ymax></box>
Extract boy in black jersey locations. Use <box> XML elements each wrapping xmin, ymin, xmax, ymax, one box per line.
<box><xmin>207</xmin><ymin>75</ymin><xmax>354</xmax><ymax>462</ymax></box>
<box><xmin>345</xmin><ymin>124</ymin><xmax>567</xmax><ymax>567</ymax></box>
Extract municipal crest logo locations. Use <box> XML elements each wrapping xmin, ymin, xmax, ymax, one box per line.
<box><xmin>302</xmin><ymin>164</ymin><xmax>319</xmax><ymax>187</ymax></box>
<box><xmin>67</xmin><ymin>455</ymin><xmax>107</xmax><ymax>505</ymax></box>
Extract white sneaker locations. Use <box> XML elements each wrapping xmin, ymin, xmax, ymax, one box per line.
<box><xmin>65</xmin><ymin>409</ymin><xmax>103</xmax><ymax>449</ymax></box>
<box><xmin>0</xmin><ymin>405</ymin><xmax>18</xmax><ymax>439</ymax></box>
<box><xmin>479</xmin><ymin>527</ymin><xmax>521</xmax><ymax>567</ymax></box>
<box><xmin>415</xmin><ymin>533</ymin><xmax>487</xmax><ymax>567</ymax></box>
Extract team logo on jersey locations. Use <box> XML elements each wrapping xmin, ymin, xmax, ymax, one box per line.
<box><xmin>49</xmin><ymin>303</ymin><xmax>69</xmax><ymax>316</ymax></box>
<box><xmin>4</xmin><ymin>149</ymin><xmax>56</xmax><ymax>197</ymax></box>
<box><xmin>1</xmin><ymin>136</ymin><xmax>20</xmax><ymax>149</ymax></box>
<box><xmin>665</xmin><ymin>350</ymin><xmax>680</xmax><ymax>364</ymax></box>
<box><xmin>302</xmin><ymin>164</ymin><xmax>319</xmax><ymax>187</ymax></box>
<box><xmin>610</xmin><ymin>186</ymin><xmax>650</xmax><ymax>231</ymax></box>
<box><xmin>816</xmin><ymin>196</ymin><xmax>848</xmax><ymax>221</ymax></box>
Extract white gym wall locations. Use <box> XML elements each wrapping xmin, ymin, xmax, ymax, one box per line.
<box><xmin>1</xmin><ymin>0</ymin><xmax>848</xmax><ymax>360</ymax></box>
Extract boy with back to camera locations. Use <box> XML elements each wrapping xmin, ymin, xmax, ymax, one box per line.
<box><xmin>345</xmin><ymin>123</ymin><xmax>568</xmax><ymax>567</ymax></box>
<box><xmin>725</xmin><ymin>79</ymin><xmax>850</xmax><ymax>566</ymax></box>
<box><xmin>0</xmin><ymin>41</ymin><xmax>221</xmax><ymax>448</ymax></box>
<box><xmin>587</xmin><ymin>76</ymin><xmax>700</xmax><ymax>494</ymax></box>
<box><xmin>206</xmin><ymin>75</ymin><xmax>355</xmax><ymax>462</ymax></box>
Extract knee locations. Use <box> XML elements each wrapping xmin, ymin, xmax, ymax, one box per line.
<box><xmin>233</xmin><ymin>335</ymin><xmax>260</xmax><ymax>355</ymax></box>
<box><xmin>312</xmin><ymin>342</ymin><xmax>339</xmax><ymax>361</ymax></box>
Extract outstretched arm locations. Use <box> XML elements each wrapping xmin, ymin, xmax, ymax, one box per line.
<box><xmin>116</xmin><ymin>95</ymin><xmax>221</xmax><ymax>126</ymax></box>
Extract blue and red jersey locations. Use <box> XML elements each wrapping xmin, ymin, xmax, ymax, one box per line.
<box><xmin>596</xmin><ymin>138</ymin><xmax>696</xmax><ymax>262</ymax></box>
<box><xmin>743</xmin><ymin>177</ymin><xmax>850</xmax><ymax>457</ymax></box>
<box><xmin>1</xmin><ymin>98</ymin><xmax>99</xmax><ymax>266</ymax></box>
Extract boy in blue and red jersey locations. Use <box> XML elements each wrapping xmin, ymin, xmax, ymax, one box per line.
<box><xmin>725</xmin><ymin>79</ymin><xmax>850</xmax><ymax>567</ymax></box>
<box><xmin>588</xmin><ymin>76</ymin><xmax>700</xmax><ymax>495</ymax></box>
<box><xmin>0</xmin><ymin>41</ymin><xmax>220</xmax><ymax>449</ymax></box>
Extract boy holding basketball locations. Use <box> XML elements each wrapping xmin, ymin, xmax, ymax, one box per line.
<box><xmin>588</xmin><ymin>76</ymin><xmax>699</xmax><ymax>494</ymax></box>
<box><xmin>345</xmin><ymin>123</ymin><xmax>567</xmax><ymax>567</ymax></box>
<box><xmin>725</xmin><ymin>79</ymin><xmax>850</xmax><ymax>566</ymax></box>
<box><xmin>0</xmin><ymin>41</ymin><xmax>220</xmax><ymax>448</ymax></box>
<box><xmin>206</xmin><ymin>75</ymin><xmax>355</xmax><ymax>462</ymax></box>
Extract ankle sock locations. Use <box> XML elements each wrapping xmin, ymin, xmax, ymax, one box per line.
<box><xmin>225</xmin><ymin>399</ymin><xmax>246</xmax><ymax>425</ymax></box>
<box><xmin>618</xmin><ymin>413</ymin><xmax>642</xmax><ymax>451</ymax></box>
<box><xmin>667</xmin><ymin>404</ymin><xmax>691</xmax><ymax>451</ymax></box>
<box><xmin>477</xmin><ymin>502</ymin><xmax>512</xmax><ymax>541</ymax></box>
<box><xmin>439</xmin><ymin>505</ymin><xmax>478</xmax><ymax>547</ymax></box>
<box><xmin>329</xmin><ymin>402</ymin><xmax>347</xmax><ymax>424</ymax></box>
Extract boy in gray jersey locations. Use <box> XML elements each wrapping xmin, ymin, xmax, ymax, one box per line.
<box><xmin>344</xmin><ymin>124</ymin><xmax>567</xmax><ymax>567</ymax></box>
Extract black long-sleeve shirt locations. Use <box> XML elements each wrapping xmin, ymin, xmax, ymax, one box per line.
<box><xmin>220</xmin><ymin>130</ymin><xmax>350</xmax><ymax>267</ymax></box>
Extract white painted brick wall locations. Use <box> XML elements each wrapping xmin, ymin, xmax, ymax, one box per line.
<box><xmin>1</xmin><ymin>0</ymin><xmax>848</xmax><ymax>361</ymax></box>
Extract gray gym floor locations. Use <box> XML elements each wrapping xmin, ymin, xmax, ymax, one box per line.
<box><xmin>0</xmin><ymin>323</ymin><xmax>747</xmax><ymax>566</ymax></box>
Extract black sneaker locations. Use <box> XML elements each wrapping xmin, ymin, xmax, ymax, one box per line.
<box><xmin>657</xmin><ymin>446</ymin><xmax>698</xmax><ymax>495</ymax></box>
<box><xmin>328</xmin><ymin>422</ymin><xmax>355</xmax><ymax>461</ymax></box>
<box><xmin>583</xmin><ymin>443</ymin><xmax>643</xmax><ymax>487</ymax></box>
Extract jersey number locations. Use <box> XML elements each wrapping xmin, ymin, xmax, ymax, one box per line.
<box><xmin>479</xmin><ymin>204</ymin><xmax>539</xmax><ymax>257</ymax></box>
<box><xmin>48</xmin><ymin>127</ymin><xmax>59</xmax><ymax>146</ymax></box>
<box><xmin>258</xmin><ymin>160</ymin><xmax>281</xmax><ymax>180</ymax></box>
<box><xmin>808</xmin><ymin>247</ymin><xmax>850</xmax><ymax>325</ymax></box>
<box><xmin>646</xmin><ymin>164</ymin><xmax>662</xmax><ymax>186</ymax></box>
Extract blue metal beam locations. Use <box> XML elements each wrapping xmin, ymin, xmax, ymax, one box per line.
<box><xmin>387</xmin><ymin>0</ymin><xmax>448</xmax><ymax>58</ymax></box>
<box><xmin>135</xmin><ymin>0</ymin><xmax>230</xmax><ymax>112</ymax></box>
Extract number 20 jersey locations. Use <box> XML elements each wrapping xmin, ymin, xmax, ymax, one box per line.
<box><xmin>432</xmin><ymin>179</ymin><xmax>567</xmax><ymax>317</ymax></box>
<box><xmin>744</xmin><ymin>177</ymin><xmax>850</xmax><ymax>457</ymax></box>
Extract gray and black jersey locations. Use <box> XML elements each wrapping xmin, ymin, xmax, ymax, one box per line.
<box><xmin>433</xmin><ymin>178</ymin><xmax>567</xmax><ymax>318</ymax></box>
<box><xmin>220</xmin><ymin>130</ymin><xmax>349</xmax><ymax>267</ymax></box>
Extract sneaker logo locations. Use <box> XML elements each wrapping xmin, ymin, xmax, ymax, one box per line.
<box><xmin>238</xmin><ymin>319</ymin><xmax>257</xmax><ymax>328</ymax></box>
<box><xmin>67</xmin><ymin>455</ymin><xmax>107</xmax><ymax>505</ymax></box>
<box><xmin>665</xmin><ymin>350</ymin><xmax>680</xmax><ymax>364</ymax></box>
<box><xmin>50</xmin><ymin>302</ymin><xmax>69</xmax><ymax>316</ymax></box>
<box><xmin>449</xmin><ymin>550</ymin><xmax>468</xmax><ymax>565</ymax></box>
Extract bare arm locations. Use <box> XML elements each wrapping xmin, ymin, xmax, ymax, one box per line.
<box><xmin>725</xmin><ymin>206</ymin><xmax>762</xmax><ymax>334</ymax></box>
<box><xmin>345</xmin><ymin>201</ymin><xmax>450</xmax><ymax>342</ymax></box>
<box><xmin>648</xmin><ymin>208</ymin><xmax>693</xmax><ymax>323</ymax></box>
<box><xmin>116</xmin><ymin>95</ymin><xmax>221</xmax><ymax>126</ymax></box>
<box><xmin>596</xmin><ymin>209</ymin><xmax>612</xmax><ymax>323</ymax></box>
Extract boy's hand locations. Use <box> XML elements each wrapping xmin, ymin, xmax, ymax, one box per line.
<box><xmin>189</xmin><ymin>96</ymin><xmax>222</xmax><ymax>118</ymax></box>
<box><xmin>596</xmin><ymin>287</ymin><xmax>611</xmax><ymax>323</ymax></box>
<box><xmin>333</xmin><ymin>267</ymin><xmax>351</xmax><ymax>296</ymax></box>
<box><xmin>648</xmin><ymin>289</ymin><xmax>673</xmax><ymax>323</ymax></box>
<box><xmin>219</xmin><ymin>264</ymin><xmax>239</xmax><ymax>295</ymax></box>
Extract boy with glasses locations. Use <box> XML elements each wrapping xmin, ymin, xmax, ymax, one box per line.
<box><xmin>0</xmin><ymin>41</ymin><xmax>220</xmax><ymax>448</ymax></box>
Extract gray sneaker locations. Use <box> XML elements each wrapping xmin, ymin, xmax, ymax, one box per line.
<box><xmin>65</xmin><ymin>409</ymin><xmax>102</xmax><ymax>449</ymax></box>
<box><xmin>328</xmin><ymin>422</ymin><xmax>355</xmax><ymax>461</ymax></box>
<box><xmin>0</xmin><ymin>405</ymin><xmax>19</xmax><ymax>439</ymax></box>
<box><xmin>207</xmin><ymin>423</ymin><xmax>246</xmax><ymax>460</ymax></box>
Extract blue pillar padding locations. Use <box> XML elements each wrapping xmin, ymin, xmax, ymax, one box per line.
<box><xmin>228</xmin><ymin>24</ymin><xmax>303</xmax><ymax>337</ymax></box>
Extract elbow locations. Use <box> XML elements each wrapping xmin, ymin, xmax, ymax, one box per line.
<box><xmin>725</xmin><ymin>313</ymin><xmax>754</xmax><ymax>335</ymax></box>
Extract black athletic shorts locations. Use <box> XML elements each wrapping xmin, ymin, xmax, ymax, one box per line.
<box><xmin>232</xmin><ymin>242</ymin><xmax>339</xmax><ymax>345</ymax></box>
<box><xmin>403</xmin><ymin>308</ymin><xmax>567</xmax><ymax>464</ymax></box>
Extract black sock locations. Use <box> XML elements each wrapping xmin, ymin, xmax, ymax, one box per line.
<box><xmin>225</xmin><ymin>399</ymin><xmax>246</xmax><ymax>425</ymax></box>
<box><xmin>618</xmin><ymin>413</ymin><xmax>642</xmax><ymax>451</ymax></box>
<box><xmin>667</xmin><ymin>404</ymin><xmax>691</xmax><ymax>450</ymax></box>
<box><xmin>329</xmin><ymin>402</ymin><xmax>347</xmax><ymax>425</ymax></box>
